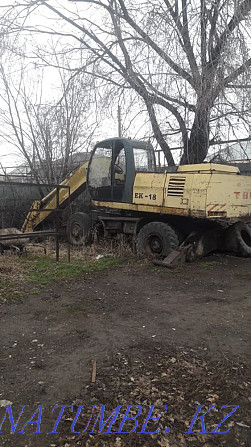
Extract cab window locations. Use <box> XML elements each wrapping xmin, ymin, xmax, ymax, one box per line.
<box><xmin>133</xmin><ymin>147</ymin><xmax>154</xmax><ymax>171</ymax></box>
<box><xmin>88</xmin><ymin>146</ymin><xmax>112</xmax><ymax>189</ymax></box>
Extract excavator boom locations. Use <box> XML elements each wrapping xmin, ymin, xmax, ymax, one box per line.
<box><xmin>22</xmin><ymin>162</ymin><xmax>88</xmax><ymax>233</ymax></box>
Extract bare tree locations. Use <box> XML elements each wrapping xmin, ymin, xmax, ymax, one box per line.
<box><xmin>0</xmin><ymin>45</ymin><xmax>98</xmax><ymax>184</ymax></box>
<box><xmin>1</xmin><ymin>0</ymin><xmax>251</xmax><ymax>164</ymax></box>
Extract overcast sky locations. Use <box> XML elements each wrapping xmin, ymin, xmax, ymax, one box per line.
<box><xmin>0</xmin><ymin>0</ymin><xmax>250</xmax><ymax>171</ymax></box>
<box><xmin>0</xmin><ymin>0</ymin><xmax>151</xmax><ymax>169</ymax></box>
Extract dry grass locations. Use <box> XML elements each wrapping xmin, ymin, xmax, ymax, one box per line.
<box><xmin>0</xmin><ymin>236</ymin><xmax>135</xmax><ymax>304</ymax></box>
<box><xmin>0</xmin><ymin>252</ymin><xmax>27</xmax><ymax>304</ymax></box>
<box><xmin>58</xmin><ymin>233</ymin><xmax>133</xmax><ymax>261</ymax></box>
<box><xmin>23</xmin><ymin>233</ymin><xmax>133</xmax><ymax>261</ymax></box>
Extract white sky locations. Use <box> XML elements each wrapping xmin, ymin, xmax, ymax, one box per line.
<box><xmin>0</xmin><ymin>0</ymin><xmax>250</xmax><ymax>170</ymax></box>
<box><xmin>0</xmin><ymin>0</ymin><xmax>152</xmax><ymax>169</ymax></box>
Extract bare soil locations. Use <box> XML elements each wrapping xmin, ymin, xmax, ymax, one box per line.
<box><xmin>0</xmin><ymin>254</ymin><xmax>250</xmax><ymax>447</ymax></box>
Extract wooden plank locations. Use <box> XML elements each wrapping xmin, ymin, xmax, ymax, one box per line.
<box><xmin>91</xmin><ymin>361</ymin><xmax>97</xmax><ymax>383</ymax></box>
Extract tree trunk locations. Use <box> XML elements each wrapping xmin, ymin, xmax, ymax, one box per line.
<box><xmin>180</xmin><ymin>106</ymin><xmax>210</xmax><ymax>164</ymax></box>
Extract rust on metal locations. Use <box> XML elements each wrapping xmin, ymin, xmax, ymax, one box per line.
<box><xmin>153</xmin><ymin>245</ymin><xmax>191</xmax><ymax>269</ymax></box>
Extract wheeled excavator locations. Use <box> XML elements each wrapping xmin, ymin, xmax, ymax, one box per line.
<box><xmin>1</xmin><ymin>137</ymin><xmax>251</xmax><ymax>263</ymax></box>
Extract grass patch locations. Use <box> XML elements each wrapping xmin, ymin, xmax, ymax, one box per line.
<box><xmin>27</xmin><ymin>255</ymin><xmax>127</xmax><ymax>286</ymax></box>
<box><xmin>0</xmin><ymin>251</ymin><xmax>134</xmax><ymax>304</ymax></box>
<box><xmin>200</xmin><ymin>261</ymin><xmax>219</xmax><ymax>269</ymax></box>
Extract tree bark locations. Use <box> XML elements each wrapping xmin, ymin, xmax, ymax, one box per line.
<box><xmin>180</xmin><ymin>105</ymin><xmax>210</xmax><ymax>164</ymax></box>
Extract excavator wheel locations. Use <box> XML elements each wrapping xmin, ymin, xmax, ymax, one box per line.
<box><xmin>67</xmin><ymin>212</ymin><xmax>92</xmax><ymax>246</ymax></box>
<box><xmin>136</xmin><ymin>221</ymin><xmax>179</xmax><ymax>259</ymax></box>
<box><xmin>225</xmin><ymin>222</ymin><xmax>251</xmax><ymax>257</ymax></box>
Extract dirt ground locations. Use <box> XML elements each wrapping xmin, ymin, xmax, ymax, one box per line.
<box><xmin>0</xmin><ymin>253</ymin><xmax>250</xmax><ymax>447</ymax></box>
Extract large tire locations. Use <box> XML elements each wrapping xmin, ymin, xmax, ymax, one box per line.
<box><xmin>136</xmin><ymin>221</ymin><xmax>179</xmax><ymax>259</ymax></box>
<box><xmin>225</xmin><ymin>222</ymin><xmax>251</xmax><ymax>257</ymax></box>
<box><xmin>67</xmin><ymin>212</ymin><xmax>92</xmax><ymax>246</ymax></box>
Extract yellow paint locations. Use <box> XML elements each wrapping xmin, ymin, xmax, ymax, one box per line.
<box><xmin>133</xmin><ymin>173</ymin><xmax>165</xmax><ymax>206</ymax></box>
<box><xmin>206</xmin><ymin>171</ymin><xmax>251</xmax><ymax>218</ymax></box>
<box><xmin>96</xmin><ymin>163</ymin><xmax>251</xmax><ymax>220</ymax></box>
<box><xmin>93</xmin><ymin>200</ymin><xmax>189</xmax><ymax>216</ymax></box>
<box><xmin>23</xmin><ymin>161</ymin><xmax>251</xmax><ymax>234</ymax></box>
<box><xmin>177</xmin><ymin>163</ymin><xmax>239</xmax><ymax>174</ymax></box>
<box><xmin>22</xmin><ymin>162</ymin><xmax>88</xmax><ymax>233</ymax></box>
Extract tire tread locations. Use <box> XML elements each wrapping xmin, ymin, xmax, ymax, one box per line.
<box><xmin>136</xmin><ymin>221</ymin><xmax>179</xmax><ymax>259</ymax></box>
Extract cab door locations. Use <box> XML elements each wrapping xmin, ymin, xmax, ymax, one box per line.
<box><xmin>87</xmin><ymin>139</ymin><xmax>132</xmax><ymax>203</ymax></box>
<box><xmin>87</xmin><ymin>142</ymin><xmax>113</xmax><ymax>202</ymax></box>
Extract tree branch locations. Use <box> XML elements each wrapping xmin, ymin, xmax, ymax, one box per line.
<box><xmin>210</xmin><ymin>0</ymin><xmax>251</xmax><ymax>67</ymax></box>
<box><xmin>213</xmin><ymin>57</ymin><xmax>251</xmax><ymax>99</ymax></box>
<box><xmin>117</xmin><ymin>0</ymin><xmax>195</xmax><ymax>87</ymax></box>
<box><xmin>163</xmin><ymin>0</ymin><xmax>199</xmax><ymax>82</ymax></box>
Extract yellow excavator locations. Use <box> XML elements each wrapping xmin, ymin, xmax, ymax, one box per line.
<box><xmin>1</xmin><ymin>137</ymin><xmax>251</xmax><ymax>262</ymax></box>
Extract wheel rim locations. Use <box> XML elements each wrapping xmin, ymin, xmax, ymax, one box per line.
<box><xmin>146</xmin><ymin>234</ymin><xmax>164</xmax><ymax>255</ymax></box>
<box><xmin>241</xmin><ymin>229</ymin><xmax>251</xmax><ymax>247</ymax></box>
<box><xmin>71</xmin><ymin>222</ymin><xmax>84</xmax><ymax>243</ymax></box>
<box><xmin>186</xmin><ymin>245</ymin><xmax>196</xmax><ymax>262</ymax></box>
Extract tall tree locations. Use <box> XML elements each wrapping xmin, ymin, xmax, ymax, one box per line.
<box><xmin>0</xmin><ymin>41</ymin><xmax>98</xmax><ymax>184</ymax></box>
<box><xmin>1</xmin><ymin>0</ymin><xmax>251</xmax><ymax>164</ymax></box>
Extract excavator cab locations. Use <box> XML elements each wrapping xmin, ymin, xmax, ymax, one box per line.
<box><xmin>87</xmin><ymin>137</ymin><xmax>156</xmax><ymax>203</ymax></box>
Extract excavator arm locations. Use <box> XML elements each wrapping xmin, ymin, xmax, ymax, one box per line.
<box><xmin>22</xmin><ymin>162</ymin><xmax>88</xmax><ymax>233</ymax></box>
